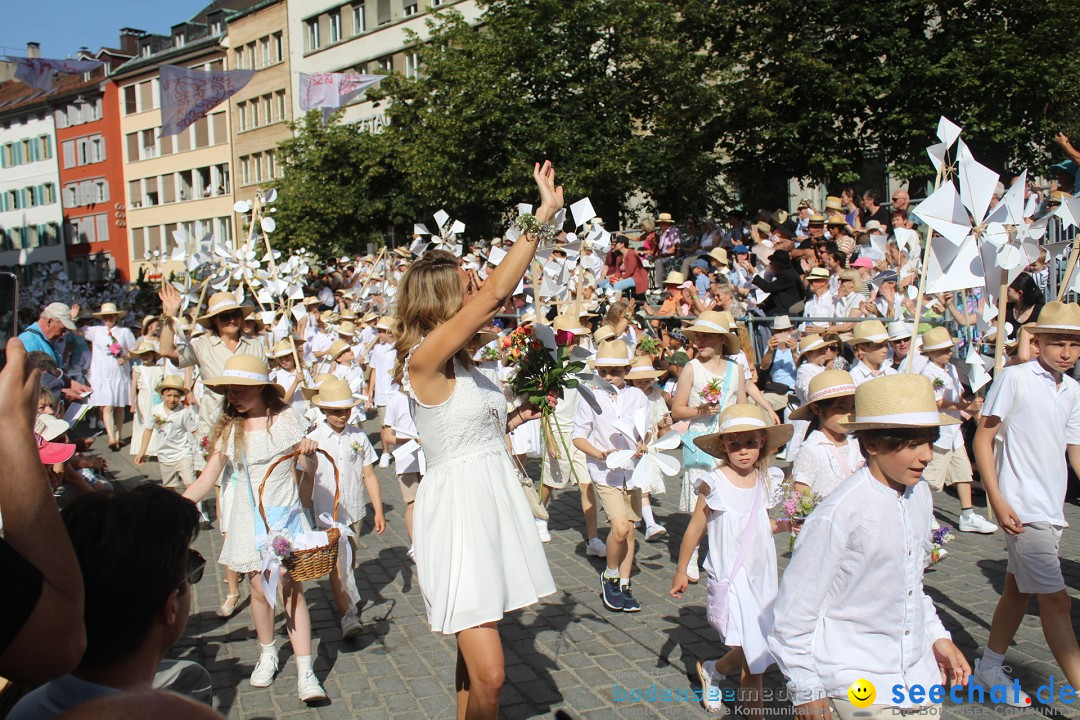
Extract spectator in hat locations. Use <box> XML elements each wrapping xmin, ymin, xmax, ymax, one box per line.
<box><xmin>691</xmin><ymin>258</ymin><xmax>712</xmax><ymax>296</ymax></box>
<box><xmin>752</xmin><ymin>250</ymin><xmax>804</xmax><ymax>317</ymax></box>
<box><xmin>19</xmin><ymin>303</ymin><xmax>93</xmax><ymax>403</ymax></box>
<box><xmin>794</xmin><ymin>199</ymin><xmax>814</xmax><ymax>238</ymax></box>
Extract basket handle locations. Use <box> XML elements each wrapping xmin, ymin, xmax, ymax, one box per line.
<box><xmin>258</xmin><ymin>447</ymin><xmax>340</xmax><ymax>534</ymax></box>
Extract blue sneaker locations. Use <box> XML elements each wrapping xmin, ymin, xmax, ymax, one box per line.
<box><xmin>600</xmin><ymin>572</ymin><xmax>625</xmax><ymax>611</ymax></box>
<box><xmin>620</xmin><ymin>582</ymin><xmax>641</xmax><ymax>612</ymax></box>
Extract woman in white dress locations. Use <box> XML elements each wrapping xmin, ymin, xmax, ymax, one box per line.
<box><xmin>394</xmin><ymin>161</ymin><xmax>559</xmax><ymax>720</ymax></box>
<box><xmin>84</xmin><ymin>303</ymin><xmax>136</xmax><ymax>451</ymax></box>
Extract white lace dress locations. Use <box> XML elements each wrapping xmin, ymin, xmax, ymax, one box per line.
<box><xmin>218</xmin><ymin>407</ymin><xmax>311</xmax><ymax>573</ymax></box>
<box><xmin>790</xmin><ymin>430</ymin><xmax>865</xmax><ymax>499</ymax></box>
<box><xmin>405</xmin><ymin>347</ymin><xmax>556</xmax><ymax>634</ymax></box>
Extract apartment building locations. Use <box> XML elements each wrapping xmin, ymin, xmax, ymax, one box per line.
<box><xmin>111</xmin><ymin>0</ymin><xmax>260</xmax><ymax>280</ymax></box>
<box><xmin>227</xmin><ymin>0</ymin><xmax>292</xmax><ymax>209</ymax></box>
<box><xmin>287</xmin><ymin>0</ymin><xmax>480</xmax><ymax>128</ymax></box>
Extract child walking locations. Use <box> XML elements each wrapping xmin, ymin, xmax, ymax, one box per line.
<box><xmin>302</xmin><ymin>377</ymin><xmax>385</xmax><ymax>640</ymax></box>
<box><xmin>972</xmin><ymin>301</ymin><xmax>1080</xmax><ymax>704</ymax></box>
<box><xmin>770</xmin><ymin>374</ymin><xmax>970</xmax><ymax>718</ymax></box>
<box><xmin>269</xmin><ymin>340</ymin><xmax>306</xmax><ymax>413</ymax></box>
<box><xmin>671</xmin><ymin>404</ymin><xmax>791</xmax><ymax>716</ymax></box>
<box><xmin>134</xmin><ymin>375</ymin><xmax>203</xmax><ymax>522</ymax></box>
<box><xmin>572</xmin><ymin>340</ymin><xmax>651</xmax><ymax>612</ymax></box>
<box><xmin>383</xmin><ymin>383</ymin><xmax>423</xmax><ymax>561</ymax></box>
<box><xmin>129</xmin><ymin>342</ymin><xmax>163</xmax><ymax>458</ymax></box>
<box><xmin>181</xmin><ymin>355</ymin><xmax>327</xmax><ymax>703</ymax></box>
<box><xmin>788</xmin><ymin>370</ymin><xmax>862</xmax><ymax>499</ymax></box>
<box><xmin>848</xmin><ymin>319</ymin><xmax>897</xmax><ymax>385</ymax></box>
<box><xmin>627</xmin><ymin>355</ymin><xmax>672</xmax><ymax>541</ymax></box>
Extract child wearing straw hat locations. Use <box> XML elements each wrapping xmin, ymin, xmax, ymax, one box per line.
<box><xmin>770</xmin><ymin>373</ymin><xmax>971</xmax><ymax>719</ymax></box>
<box><xmin>84</xmin><ymin>302</ymin><xmax>136</xmax><ymax>451</ymax></box>
<box><xmin>918</xmin><ymin>326</ymin><xmax>997</xmax><ymax>535</ymax></box>
<box><xmin>972</xmin><ymin>301</ymin><xmax>1080</xmax><ymax>704</ymax></box>
<box><xmin>848</xmin><ymin>319</ymin><xmax>898</xmax><ymax>385</ymax></box>
<box><xmin>670</xmin><ymin>404</ymin><xmax>792</xmax><ymax>716</ymax></box>
<box><xmin>128</xmin><ymin>341</ymin><xmax>164</xmax><ymax>458</ymax></box>
<box><xmin>268</xmin><ymin>340</ymin><xmax>306</xmax><ymax>413</ymax></box>
<box><xmin>626</xmin><ymin>355</ymin><xmax>673</xmax><ymax>541</ymax></box>
<box><xmin>787</xmin><ymin>333</ymin><xmax>840</xmax><ymax>465</ymax></box>
<box><xmin>572</xmin><ymin>340</ymin><xmax>651</xmax><ymax>612</ymax></box>
<box><xmin>789</xmin><ymin>369</ymin><xmax>862</xmax><ymax>499</ymax></box>
<box><xmin>180</xmin><ymin>355</ymin><xmax>327</xmax><ymax>702</ymax></box>
<box><xmin>671</xmin><ymin>311</ymin><xmax>747</xmax><ymax>582</ymax></box>
<box><xmin>134</xmin><ymin>376</ymin><xmax>204</xmax><ymax>518</ymax></box>
<box><xmin>301</xmin><ymin>377</ymin><xmax>385</xmax><ymax>640</ymax></box>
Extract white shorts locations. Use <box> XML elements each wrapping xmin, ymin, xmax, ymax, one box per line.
<box><xmin>160</xmin><ymin>456</ymin><xmax>196</xmax><ymax>489</ymax></box>
<box><xmin>1006</xmin><ymin>521</ymin><xmax>1065</xmax><ymax>594</ymax></box>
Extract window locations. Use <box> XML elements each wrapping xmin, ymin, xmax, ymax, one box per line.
<box><xmin>352</xmin><ymin>3</ymin><xmax>366</xmax><ymax>33</ymax></box>
<box><xmin>94</xmin><ymin>180</ymin><xmax>108</xmax><ymax>204</ymax></box>
<box><xmin>126</xmin><ymin>132</ymin><xmax>139</xmax><ymax>162</ymax></box>
<box><xmin>43</xmin><ymin>183</ymin><xmax>56</xmax><ymax>204</ymax></box>
<box><xmin>151</xmin><ymin>78</ymin><xmax>160</xmax><ymax>109</ymax></box>
<box><xmin>260</xmin><ymin>38</ymin><xmax>270</xmax><ymax>67</ymax></box>
<box><xmin>96</xmin><ymin>214</ymin><xmax>109</xmax><ymax>243</ymax></box>
<box><xmin>241</xmin><ymin>154</ymin><xmax>251</xmax><ymax>185</ymax></box>
<box><xmin>238</xmin><ymin>102</ymin><xmax>247</xmax><ymax>131</ymax></box>
<box><xmin>404</xmin><ymin>2</ymin><xmax>417</xmax><ymax>17</ymax></box>
<box><xmin>267</xmin><ymin>151</ymin><xmax>276</xmax><ymax>179</ymax></box>
<box><xmin>377</xmin><ymin>0</ymin><xmax>391</xmax><ymax>25</ymax></box>
<box><xmin>55</xmin><ymin>108</ymin><xmax>69</xmax><ymax>129</ymax></box>
<box><xmin>62</xmin><ymin>140</ymin><xmax>76</xmax><ymax>169</ymax></box>
<box><xmin>405</xmin><ymin>51</ymin><xmax>420</xmax><ymax>79</ymax></box>
<box><xmin>193</xmin><ymin>117</ymin><xmax>209</xmax><ymax>148</ymax></box>
<box><xmin>306</xmin><ymin>19</ymin><xmax>320</xmax><ymax>51</ymax></box>
<box><xmin>276</xmin><ymin>90</ymin><xmax>287</xmax><ymax>122</ymax></box>
<box><xmin>263</xmin><ymin>95</ymin><xmax>272</xmax><ymax>124</ymax></box>
<box><xmin>140</xmin><ymin>129</ymin><xmax>157</xmax><ymax>159</ymax></box>
<box><xmin>128</xmin><ymin>180</ymin><xmax>140</xmax><ymax>206</ymax></box>
<box><xmin>251</xmin><ymin>102</ymin><xmax>260</xmax><ymax>128</ymax></box>
<box><xmin>124</xmin><ymin>85</ymin><xmax>137</xmax><ymax>114</ymax></box>
<box><xmin>377</xmin><ymin>55</ymin><xmax>392</xmax><ymax>72</ymax></box>
<box><xmin>431</xmin><ymin>0</ymin><xmax>443</xmax><ymax>6</ymax></box>
<box><xmin>330</xmin><ymin>11</ymin><xmax>342</xmax><ymax>43</ymax></box>
<box><xmin>235</xmin><ymin>48</ymin><xmax>245</xmax><ymax>69</ymax></box>
<box><xmin>38</xmin><ymin>135</ymin><xmax>52</xmax><ymax>160</ymax></box>
<box><xmin>273</xmin><ymin>32</ymin><xmax>283</xmax><ymax>63</ymax></box>
<box><xmin>211</xmin><ymin>112</ymin><xmax>226</xmax><ymax>145</ymax></box>
<box><xmin>247</xmin><ymin>42</ymin><xmax>257</xmax><ymax>69</ymax></box>
<box><xmin>138</xmin><ymin>81</ymin><xmax>153</xmax><ymax>112</ymax></box>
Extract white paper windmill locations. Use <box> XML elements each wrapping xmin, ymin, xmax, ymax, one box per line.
<box><xmin>413</xmin><ymin>209</ymin><xmax>464</xmax><ymax>256</ymax></box>
<box><xmin>604</xmin><ymin>407</ymin><xmax>682</xmax><ymax>492</ymax></box>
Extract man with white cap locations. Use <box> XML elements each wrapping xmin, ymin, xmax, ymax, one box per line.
<box><xmin>19</xmin><ymin>303</ymin><xmax>92</xmax><ymax>401</ymax></box>
<box><xmin>886</xmin><ymin>321</ymin><xmax>926</xmax><ymax>373</ymax></box>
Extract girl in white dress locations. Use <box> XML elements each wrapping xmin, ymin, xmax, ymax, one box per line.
<box><xmin>393</xmin><ymin>161</ymin><xmax>559</xmax><ymax>720</ymax></box>
<box><xmin>84</xmin><ymin>303</ymin><xmax>136</xmax><ymax>450</ymax></box>
<box><xmin>788</xmin><ymin>369</ymin><xmax>864</xmax><ymax>500</ymax></box>
<box><xmin>670</xmin><ymin>404</ymin><xmax>792</xmax><ymax>716</ymax></box>
<box><xmin>627</xmin><ymin>356</ymin><xmax>672</xmax><ymax>541</ymax></box>
<box><xmin>785</xmin><ymin>333</ymin><xmax>837</xmax><ymax>464</ymax></box>
<box><xmin>128</xmin><ymin>342</ymin><xmax>164</xmax><ymax>457</ymax></box>
<box><xmin>671</xmin><ymin>310</ymin><xmax>746</xmax><ymax>581</ymax></box>
<box><xmin>181</xmin><ymin>354</ymin><xmax>326</xmax><ymax>703</ymax></box>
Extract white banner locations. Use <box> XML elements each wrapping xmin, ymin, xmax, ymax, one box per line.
<box><xmin>6</xmin><ymin>57</ymin><xmax>104</xmax><ymax>92</ymax></box>
<box><xmin>159</xmin><ymin>64</ymin><xmax>255</xmax><ymax>137</ymax></box>
<box><xmin>298</xmin><ymin>72</ymin><xmax>383</xmax><ymax>111</ymax></box>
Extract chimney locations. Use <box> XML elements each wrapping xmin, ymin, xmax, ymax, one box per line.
<box><xmin>27</xmin><ymin>42</ymin><xmax>40</xmax><ymax>59</ymax></box>
<box><xmin>119</xmin><ymin>28</ymin><xmax>145</xmax><ymax>56</ymax></box>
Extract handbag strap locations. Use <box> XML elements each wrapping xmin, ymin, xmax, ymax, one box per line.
<box><xmin>721</xmin><ymin>475</ymin><xmax>765</xmax><ymax>586</ymax></box>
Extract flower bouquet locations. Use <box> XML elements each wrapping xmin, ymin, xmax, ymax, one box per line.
<box><xmin>701</xmin><ymin>377</ymin><xmax>726</xmax><ymax>406</ymax></box>
<box><xmin>153</xmin><ymin>415</ymin><xmax>169</xmax><ymax>435</ymax></box>
<box><xmin>480</xmin><ymin>344</ymin><xmax>501</xmax><ymax>362</ymax></box>
<box><xmin>930</xmin><ymin>526</ymin><xmax>954</xmax><ymax>564</ymax></box>
<box><xmin>778</xmin><ymin>480</ymin><xmax>822</xmax><ymax>550</ymax></box>
<box><xmin>267</xmin><ymin>532</ymin><xmax>294</xmax><ymax>560</ymax></box>
<box><xmin>506</xmin><ymin>323</ymin><xmax>587</xmax><ymax>481</ymax></box>
<box><xmin>931</xmin><ymin>378</ymin><xmax>945</xmax><ymax>392</ymax></box>
<box><xmin>199</xmin><ymin>436</ymin><xmax>211</xmax><ymax>461</ymax></box>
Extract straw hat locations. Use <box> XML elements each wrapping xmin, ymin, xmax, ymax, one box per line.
<box><xmin>887</xmin><ymin>321</ymin><xmax>913</xmax><ymax>342</ymax></box>
<box><xmin>806</xmin><ymin>267</ymin><xmax>831</xmax><ymax>282</ymax></box>
<box><xmin>808</xmin><ymin>214</ymin><xmax>826</xmax><ymax>226</ymax></box>
<box><xmin>35</xmin><ymin>414</ymin><xmax>70</xmax><ymax>442</ymax></box>
<box><xmin>593</xmin><ymin>325</ymin><xmax>616</xmax><ymax>343</ymax></box>
<box><xmin>772</xmin><ymin>315</ymin><xmax>793</xmax><ymax>331</ymax></box>
<box><xmin>683</xmin><ymin>311</ymin><xmax>740</xmax><ymax>355</ymax></box>
<box><xmin>310</xmin><ymin>376</ymin><xmax>363</xmax><ymax>410</ymax></box>
<box><xmin>142</xmin><ymin>314</ymin><xmax>160</xmax><ymax>331</ymax></box>
<box><xmin>375</xmin><ymin>317</ymin><xmax>393</xmax><ymax>331</ymax></box>
<box><xmin>839</xmin><ymin>374</ymin><xmax>960</xmax><ymax>430</ymax></box>
<box><xmin>663</xmin><ymin>271</ymin><xmax>686</xmax><ymax>285</ymax></box>
<box><xmin>826</xmin><ymin>215</ymin><xmax>848</xmax><ymax>227</ymax></box>
<box><xmin>625</xmin><ymin>355</ymin><xmax>664</xmax><ymax>381</ymax></box>
<box><xmin>474</xmin><ymin>329</ymin><xmax>500</xmax><ymax>347</ymax></box>
<box><xmin>326</xmin><ymin>339</ymin><xmax>353</xmax><ymax>360</ymax></box>
<box><xmin>657</xmin><ymin>212</ymin><xmax>675</xmax><ymax>224</ymax></box>
<box><xmin>93</xmin><ymin>302</ymin><xmax>127</xmax><ymax>319</ymax></box>
<box><xmin>339</xmin><ymin>309</ymin><xmax>357</xmax><ymax>321</ymax></box>
<box><xmin>198</xmin><ymin>292</ymin><xmax>253</xmax><ymax>323</ymax></box>
<box><xmin>920</xmin><ymin>326</ymin><xmax>960</xmax><ymax>352</ymax></box>
<box><xmin>269</xmin><ymin>339</ymin><xmax>295</xmax><ymax>358</ymax></box>
<box><xmin>693</xmin><ymin>404</ymin><xmax>794</xmax><ymax>458</ymax></box>
<box><xmin>590</xmin><ymin>340</ymin><xmax>633</xmax><ymax>368</ymax></box>
<box><xmin>788</xmin><ymin>370</ymin><xmax>857</xmax><ymax>420</ymax></box>
<box><xmin>393</xmin><ymin>247</ymin><xmax>413</xmax><ymax>258</ymax></box>
<box><xmin>797</xmin><ymin>333</ymin><xmax>836</xmax><ymax>356</ymax></box>
<box><xmin>303</xmin><ymin>296</ymin><xmax>321</xmax><ymax>306</ymax></box>
<box><xmin>1027</xmin><ymin>301</ymin><xmax>1080</xmax><ymax>335</ymax></box>
<box><xmin>128</xmin><ymin>341</ymin><xmax>159</xmax><ymax>357</ymax></box>
<box><xmin>825</xmin><ymin>196</ymin><xmax>843</xmax><ymax>212</ymax></box>
<box><xmin>708</xmin><ymin>247</ymin><xmax>730</xmax><ymax>266</ymax></box>
<box><xmin>361</xmin><ymin>312</ymin><xmax>378</xmax><ymax>324</ymax></box>
<box><xmin>301</xmin><ymin>373</ymin><xmax>338</xmax><ymax>400</ymax></box>
<box><xmin>337</xmin><ymin>321</ymin><xmax>358</xmax><ymax>337</ymax></box>
<box><xmin>553</xmin><ymin>314</ymin><xmax>588</xmax><ymax>335</ymax></box>
<box><xmin>155</xmin><ymin>375</ymin><xmax>188</xmax><ymax>394</ymax></box>
<box><xmin>204</xmin><ymin>355</ymin><xmax>284</xmax><ymax>397</ymax></box>
<box><xmin>848</xmin><ymin>319</ymin><xmax>890</xmax><ymax>345</ymax></box>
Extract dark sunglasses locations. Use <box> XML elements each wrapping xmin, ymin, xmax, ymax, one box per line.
<box><xmin>179</xmin><ymin>548</ymin><xmax>206</xmax><ymax>590</ymax></box>
<box><xmin>217</xmin><ymin>309</ymin><xmax>244</xmax><ymax>321</ymax></box>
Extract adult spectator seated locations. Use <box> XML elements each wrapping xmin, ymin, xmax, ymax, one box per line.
<box><xmin>859</xmin><ymin>188</ymin><xmax>891</xmax><ymax>227</ymax></box>
<box><xmin>608</xmin><ymin>236</ymin><xmax>648</xmax><ymax>298</ymax></box>
<box><xmin>9</xmin><ymin>485</ymin><xmax>211</xmax><ymax>720</ymax></box>
<box><xmin>751</xmin><ymin>250</ymin><xmax>804</xmax><ymax>316</ymax></box>
<box><xmin>18</xmin><ymin>304</ymin><xmax>92</xmax><ymax>403</ymax></box>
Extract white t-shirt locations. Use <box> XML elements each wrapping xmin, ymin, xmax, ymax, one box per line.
<box><xmin>149</xmin><ymin>402</ymin><xmax>197</xmax><ymax>465</ymax></box>
<box><xmin>384</xmin><ymin>388</ymin><xmax>423</xmax><ymax>474</ymax></box>
<box><xmin>306</xmin><ymin>422</ymin><xmax>377</xmax><ymax>523</ymax></box>
<box><xmin>921</xmin><ymin>361</ymin><xmax>964</xmax><ymax>450</ymax></box>
<box><xmin>368</xmin><ymin>342</ymin><xmax>397</xmax><ymax>406</ymax></box>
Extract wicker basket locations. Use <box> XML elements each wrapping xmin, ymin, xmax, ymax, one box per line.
<box><xmin>259</xmin><ymin>448</ymin><xmax>340</xmax><ymax>582</ymax></box>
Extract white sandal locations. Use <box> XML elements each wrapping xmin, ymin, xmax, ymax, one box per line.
<box><xmin>217</xmin><ymin>593</ymin><xmax>241</xmax><ymax>618</ymax></box>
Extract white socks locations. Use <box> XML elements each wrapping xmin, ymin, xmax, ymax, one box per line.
<box><xmin>980</xmin><ymin>647</ymin><xmax>1005</xmax><ymax>670</ymax></box>
<box><xmin>641</xmin><ymin>502</ymin><xmax>657</xmax><ymax>528</ymax></box>
<box><xmin>604</xmin><ymin>566</ymin><xmax>619</xmax><ymax>579</ymax></box>
<box><xmin>296</xmin><ymin>655</ymin><xmax>314</xmax><ymax>676</ymax></box>
<box><xmin>960</xmin><ymin>507</ymin><xmax>973</xmax><ymax>519</ymax></box>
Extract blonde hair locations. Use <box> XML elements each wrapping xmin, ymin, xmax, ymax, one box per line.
<box><xmin>393</xmin><ymin>249</ymin><xmax>474</xmax><ymax>384</ymax></box>
<box><xmin>603</xmin><ymin>299</ymin><xmax>629</xmax><ymax>327</ymax></box>
<box><xmin>209</xmin><ymin>384</ymin><xmax>289</xmax><ymax>458</ymax></box>
<box><xmin>714</xmin><ymin>429</ymin><xmax>773</xmax><ymax>476</ymax></box>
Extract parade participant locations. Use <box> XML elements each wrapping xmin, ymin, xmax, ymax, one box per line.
<box><xmin>919</xmin><ymin>327</ymin><xmax>996</xmax><ymax>534</ymax></box>
<box><xmin>302</xmin><ymin>377</ymin><xmax>385</xmax><ymax>640</ymax></box>
<box><xmin>785</xmin><ymin>333</ymin><xmax>838</xmax><ymax>473</ymax></box>
<box><xmin>159</xmin><ymin>288</ymin><xmax>267</xmax><ymax>619</ymax></box>
<box><xmin>671</xmin><ymin>405</ymin><xmax>791</xmax><ymax>716</ymax></box>
<box><xmin>180</xmin><ymin>355</ymin><xmax>326</xmax><ymax>703</ymax></box>
<box><xmin>392</xmin><ymin>161</ymin><xmax>558</xmax><ymax>720</ymax></box>
<box><xmin>671</xmin><ymin>311</ymin><xmax>745</xmax><ymax>581</ymax></box>
<box><xmin>85</xmin><ymin>303</ymin><xmax>136</xmax><ymax>451</ymax></box>
<box><xmin>848</xmin><ymin>320</ymin><xmax>897</xmax><ymax>385</ymax></box>
<box><xmin>972</xmin><ymin>302</ymin><xmax>1080</xmax><ymax>704</ymax></box>
<box><xmin>366</xmin><ymin>317</ymin><xmax>397</xmax><ymax>467</ymax></box>
<box><xmin>134</xmin><ymin>377</ymin><xmax>202</xmax><ymax>521</ymax></box>
<box><xmin>129</xmin><ymin>341</ymin><xmax>164</xmax><ymax>458</ymax></box>
<box><xmin>268</xmin><ymin>340</ymin><xmax>306</xmax><ymax>413</ymax></box>
<box><xmin>626</xmin><ymin>355</ymin><xmax>672</xmax><ymax>541</ymax></box>
<box><xmin>383</xmin><ymin>383</ymin><xmax>424</xmax><ymax>561</ymax></box>
<box><xmin>572</xmin><ymin>341</ymin><xmax>651</xmax><ymax>612</ymax></box>
<box><xmin>771</xmin><ymin>374</ymin><xmax>971</xmax><ymax>719</ymax></box>
<box><xmin>788</xmin><ymin>370</ymin><xmax>861</xmax><ymax>499</ymax></box>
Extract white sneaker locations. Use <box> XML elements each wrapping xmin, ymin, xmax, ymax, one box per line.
<box><xmin>586</xmin><ymin>537</ymin><xmax>607</xmax><ymax>557</ymax></box>
<box><xmin>958</xmin><ymin>513</ymin><xmax>998</xmax><ymax>534</ymax></box>
<box><xmin>535</xmin><ymin>518</ymin><xmax>551</xmax><ymax>543</ymax></box>
<box><xmin>249</xmin><ymin>653</ymin><xmax>278</xmax><ymax>688</ymax></box>
<box><xmin>378</xmin><ymin>452</ymin><xmax>391</xmax><ymax>468</ymax></box>
<box><xmin>696</xmin><ymin>659</ymin><xmax>727</xmax><ymax>714</ymax></box>
<box><xmin>973</xmin><ymin>659</ymin><xmax>1032</xmax><ymax>707</ymax></box>
<box><xmin>340</xmin><ymin>610</ymin><xmax>362</xmax><ymax>639</ymax></box>
<box><xmin>645</xmin><ymin>524</ymin><xmax>667</xmax><ymax>541</ymax></box>
<box><xmin>406</xmin><ymin>545</ymin><xmax>415</xmax><ymax>562</ymax></box>
<box><xmin>297</xmin><ymin>670</ymin><xmax>327</xmax><ymax>702</ymax></box>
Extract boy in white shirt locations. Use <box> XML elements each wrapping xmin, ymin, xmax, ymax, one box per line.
<box><xmin>572</xmin><ymin>341</ymin><xmax>650</xmax><ymax>613</ymax></box>
<box><xmin>382</xmin><ymin>385</ymin><xmax>423</xmax><ymax>561</ymax></box>
<box><xmin>918</xmin><ymin>327</ymin><xmax>997</xmax><ymax>534</ymax></box>
<box><xmin>848</xmin><ymin>319</ymin><xmax>897</xmax><ymax>385</ymax></box>
<box><xmin>770</xmin><ymin>374</ymin><xmax>970</xmax><ymax>719</ymax></box>
<box><xmin>365</xmin><ymin>318</ymin><xmax>398</xmax><ymax>467</ymax></box>
<box><xmin>972</xmin><ymin>302</ymin><xmax>1080</xmax><ymax>704</ymax></box>
<box><xmin>268</xmin><ymin>340</ymin><xmax>306</xmax><ymax>413</ymax></box>
<box><xmin>301</xmin><ymin>377</ymin><xmax>385</xmax><ymax>639</ymax></box>
<box><xmin>134</xmin><ymin>376</ymin><xmax>204</xmax><ymax>521</ymax></box>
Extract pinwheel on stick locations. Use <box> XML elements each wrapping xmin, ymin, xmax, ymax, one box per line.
<box><xmin>605</xmin><ymin>407</ymin><xmax>682</xmax><ymax>492</ymax></box>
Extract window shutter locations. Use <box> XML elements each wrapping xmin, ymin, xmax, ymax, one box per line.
<box><xmin>96</xmin><ymin>214</ymin><xmax>109</xmax><ymax>242</ymax></box>
<box><xmin>62</xmin><ymin>140</ymin><xmax>75</xmax><ymax>169</ymax></box>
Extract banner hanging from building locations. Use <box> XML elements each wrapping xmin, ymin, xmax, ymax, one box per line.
<box><xmin>159</xmin><ymin>64</ymin><xmax>255</xmax><ymax>137</ymax></box>
<box><xmin>6</xmin><ymin>57</ymin><xmax>104</xmax><ymax>92</ymax></box>
<box><xmin>298</xmin><ymin>72</ymin><xmax>384</xmax><ymax>111</ymax></box>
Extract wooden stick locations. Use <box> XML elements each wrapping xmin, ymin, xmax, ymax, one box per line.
<box><xmin>993</xmin><ymin>280</ymin><xmax>1009</xmax><ymax>373</ymax></box>
<box><xmin>906</xmin><ymin>169</ymin><xmax>945</xmax><ymax>372</ymax></box>
<box><xmin>354</xmin><ymin>247</ymin><xmax>387</xmax><ymax>312</ymax></box>
<box><xmin>1057</xmin><ymin>231</ymin><xmax>1080</xmax><ymax>301</ymax></box>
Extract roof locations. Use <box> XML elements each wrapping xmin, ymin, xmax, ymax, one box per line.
<box><xmin>0</xmin><ymin>73</ymin><xmax>103</xmax><ymax>120</ymax></box>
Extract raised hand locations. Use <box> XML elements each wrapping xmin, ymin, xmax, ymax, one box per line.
<box><xmin>533</xmin><ymin>160</ymin><xmax>564</xmax><ymax>219</ymax></box>
<box><xmin>159</xmin><ymin>283</ymin><xmax>181</xmax><ymax>318</ymax></box>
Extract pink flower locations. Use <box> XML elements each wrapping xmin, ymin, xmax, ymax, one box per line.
<box><xmin>108</xmin><ymin>342</ymin><xmax>122</xmax><ymax>357</ymax></box>
<box><xmin>555</xmin><ymin>329</ymin><xmax>575</xmax><ymax>346</ymax></box>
